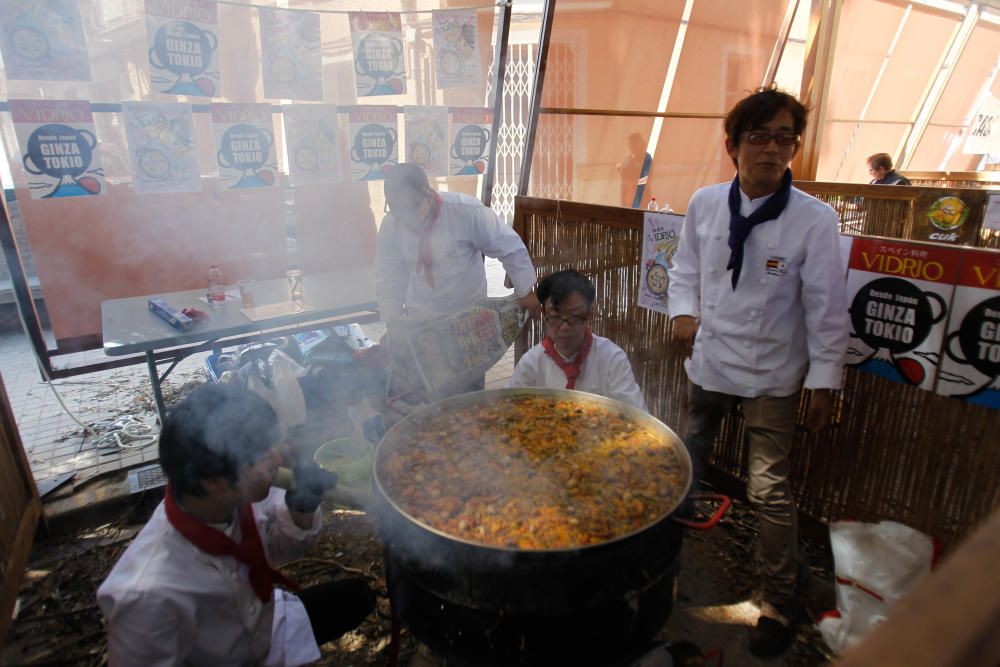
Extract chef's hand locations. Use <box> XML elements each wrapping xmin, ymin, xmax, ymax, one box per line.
<box><xmin>285</xmin><ymin>462</ymin><xmax>338</xmax><ymax>514</ymax></box>
<box><xmin>805</xmin><ymin>389</ymin><xmax>834</xmax><ymax>432</ymax></box>
<box><xmin>671</xmin><ymin>315</ymin><xmax>698</xmax><ymax>358</ymax></box>
<box><xmin>518</xmin><ymin>291</ymin><xmax>542</xmax><ymax>320</ymax></box>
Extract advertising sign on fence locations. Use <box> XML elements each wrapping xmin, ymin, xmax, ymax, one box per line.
<box><xmin>845</xmin><ymin>237</ymin><xmax>961</xmax><ymax>390</ymax></box>
<box><xmin>638</xmin><ymin>211</ymin><xmax>684</xmax><ymax>315</ymax></box>
<box><xmin>935</xmin><ymin>248</ymin><xmax>1000</xmax><ymax>408</ymax></box>
<box><xmin>909</xmin><ymin>189</ymin><xmax>987</xmax><ymax>246</ymax></box>
<box><xmin>283</xmin><ymin>104</ymin><xmax>343</xmax><ymax>186</ymax></box>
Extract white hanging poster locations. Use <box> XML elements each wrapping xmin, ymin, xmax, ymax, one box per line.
<box><xmin>449</xmin><ymin>107</ymin><xmax>492</xmax><ymax>176</ymax></box>
<box><xmin>638</xmin><ymin>211</ymin><xmax>684</xmax><ymax>315</ymax></box>
<box><xmin>211</xmin><ymin>103</ymin><xmax>277</xmax><ymax>189</ymax></box>
<box><xmin>348</xmin><ymin>12</ymin><xmax>406</xmax><ymax>97</ymax></box>
<box><xmin>10</xmin><ymin>99</ymin><xmax>106</xmax><ymax>199</ymax></box>
<box><xmin>404</xmin><ymin>106</ymin><xmax>448</xmax><ymax>177</ymax></box>
<box><xmin>845</xmin><ymin>237</ymin><xmax>960</xmax><ymax>391</ymax></box>
<box><xmin>259</xmin><ymin>7</ymin><xmax>322</xmax><ymax>102</ymax></box>
<box><xmin>0</xmin><ymin>0</ymin><xmax>91</xmax><ymax>81</ymax></box>
<box><xmin>962</xmin><ymin>94</ymin><xmax>1000</xmax><ymax>156</ymax></box>
<box><xmin>348</xmin><ymin>106</ymin><xmax>398</xmax><ymax>182</ymax></box>
<box><xmin>935</xmin><ymin>248</ymin><xmax>1000</xmax><ymax>409</ymax></box>
<box><xmin>432</xmin><ymin>9</ymin><xmax>481</xmax><ymax>89</ymax></box>
<box><xmin>283</xmin><ymin>104</ymin><xmax>343</xmax><ymax>186</ymax></box>
<box><xmin>145</xmin><ymin>0</ymin><xmax>220</xmax><ymax>97</ymax></box>
<box><xmin>123</xmin><ymin>102</ymin><xmax>201</xmax><ymax>194</ymax></box>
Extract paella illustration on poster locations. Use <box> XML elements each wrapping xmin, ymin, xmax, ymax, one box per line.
<box><xmin>10</xmin><ymin>99</ymin><xmax>106</xmax><ymax>199</ymax></box>
<box><xmin>404</xmin><ymin>106</ymin><xmax>448</xmax><ymax>177</ymax></box>
<box><xmin>935</xmin><ymin>248</ymin><xmax>1000</xmax><ymax>409</ymax></box>
<box><xmin>845</xmin><ymin>237</ymin><xmax>961</xmax><ymax>391</ymax></box>
<box><xmin>349</xmin><ymin>12</ymin><xmax>406</xmax><ymax>97</ymax></box>
<box><xmin>637</xmin><ymin>211</ymin><xmax>684</xmax><ymax>315</ymax></box>
<box><xmin>259</xmin><ymin>7</ymin><xmax>322</xmax><ymax>101</ymax></box>
<box><xmin>0</xmin><ymin>0</ymin><xmax>91</xmax><ymax>82</ymax></box>
<box><xmin>122</xmin><ymin>101</ymin><xmax>201</xmax><ymax>194</ymax></box>
<box><xmin>909</xmin><ymin>189</ymin><xmax>987</xmax><ymax>246</ymax></box>
<box><xmin>449</xmin><ymin>107</ymin><xmax>492</xmax><ymax>176</ymax></box>
<box><xmin>210</xmin><ymin>103</ymin><xmax>277</xmax><ymax>189</ymax></box>
<box><xmin>432</xmin><ymin>9</ymin><xmax>481</xmax><ymax>89</ymax></box>
<box><xmin>145</xmin><ymin>0</ymin><xmax>220</xmax><ymax>97</ymax></box>
<box><xmin>348</xmin><ymin>106</ymin><xmax>398</xmax><ymax>182</ymax></box>
<box><xmin>283</xmin><ymin>104</ymin><xmax>343</xmax><ymax>186</ymax></box>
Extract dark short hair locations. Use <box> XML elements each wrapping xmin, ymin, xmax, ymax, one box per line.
<box><xmin>867</xmin><ymin>153</ymin><xmax>893</xmax><ymax>171</ymax></box>
<box><xmin>159</xmin><ymin>383</ymin><xmax>280</xmax><ymax>499</ymax></box>
<box><xmin>536</xmin><ymin>269</ymin><xmax>596</xmax><ymax>310</ymax></box>
<box><xmin>724</xmin><ymin>86</ymin><xmax>808</xmax><ymax>149</ymax></box>
<box><xmin>384</xmin><ymin>162</ymin><xmax>431</xmax><ymax>197</ymax></box>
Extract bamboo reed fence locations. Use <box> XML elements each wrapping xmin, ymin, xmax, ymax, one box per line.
<box><xmin>513</xmin><ymin>195</ymin><xmax>1000</xmax><ymax>549</ymax></box>
<box><xmin>900</xmin><ymin>170</ymin><xmax>1000</xmax><ymax>191</ymax></box>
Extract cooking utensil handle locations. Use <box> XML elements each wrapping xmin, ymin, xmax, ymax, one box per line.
<box><xmin>673</xmin><ymin>493</ymin><xmax>731</xmax><ymax>530</ymax></box>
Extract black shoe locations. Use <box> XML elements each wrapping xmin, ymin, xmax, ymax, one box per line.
<box><xmin>748</xmin><ymin>615</ymin><xmax>795</xmax><ymax>658</ymax></box>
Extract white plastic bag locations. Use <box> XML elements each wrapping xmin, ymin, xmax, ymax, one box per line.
<box><xmin>245</xmin><ymin>349</ymin><xmax>307</xmax><ymax>436</ymax></box>
<box><xmin>817</xmin><ymin>520</ymin><xmax>936</xmax><ymax>655</ymax></box>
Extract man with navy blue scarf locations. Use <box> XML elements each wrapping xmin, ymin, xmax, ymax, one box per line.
<box><xmin>667</xmin><ymin>87</ymin><xmax>848</xmax><ymax>658</ymax></box>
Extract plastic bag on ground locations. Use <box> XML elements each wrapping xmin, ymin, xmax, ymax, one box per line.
<box><xmin>817</xmin><ymin>520</ymin><xmax>936</xmax><ymax>656</ymax></box>
<box><xmin>245</xmin><ymin>349</ymin><xmax>308</xmax><ymax>437</ymax></box>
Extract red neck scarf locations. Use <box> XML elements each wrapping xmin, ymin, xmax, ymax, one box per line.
<box><xmin>416</xmin><ymin>191</ymin><xmax>442</xmax><ymax>289</ymax></box>
<box><xmin>542</xmin><ymin>329</ymin><xmax>594</xmax><ymax>390</ymax></box>
<box><xmin>164</xmin><ymin>484</ymin><xmax>297</xmax><ymax>603</ymax></box>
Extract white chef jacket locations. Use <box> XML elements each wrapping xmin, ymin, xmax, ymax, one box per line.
<box><xmin>97</xmin><ymin>488</ymin><xmax>322</xmax><ymax>667</ymax></box>
<box><xmin>667</xmin><ymin>183</ymin><xmax>848</xmax><ymax>398</ymax></box>
<box><xmin>375</xmin><ymin>191</ymin><xmax>537</xmax><ymax>319</ymax></box>
<box><xmin>509</xmin><ymin>334</ymin><xmax>648</xmax><ymax>411</ymax></box>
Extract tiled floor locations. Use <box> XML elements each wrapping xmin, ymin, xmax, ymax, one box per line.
<box><xmin>1</xmin><ymin>259</ymin><xmax>517</xmax><ymax>486</ymax></box>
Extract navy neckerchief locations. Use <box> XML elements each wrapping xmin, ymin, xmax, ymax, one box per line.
<box><xmin>726</xmin><ymin>168</ymin><xmax>792</xmax><ymax>290</ymax></box>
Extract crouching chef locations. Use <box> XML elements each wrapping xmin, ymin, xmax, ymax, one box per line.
<box><xmin>97</xmin><ymin>383</ymin><xmax>375</xmax><ymax>667</ymax></box>
<box><xmin>509</xmin><ymin>269</ymin><xmax>647</xmax><ymax>411</ymax></box>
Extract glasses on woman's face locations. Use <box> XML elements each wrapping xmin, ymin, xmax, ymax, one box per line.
<box><xmin>742</xmin><ymin>130</ymin><xmax>800</xmax><ymax>146</ymax></box>
<box><xmin>544</xmin><ymin>313</ymin><xmax>588</xmax><ymax>329</ymax></box>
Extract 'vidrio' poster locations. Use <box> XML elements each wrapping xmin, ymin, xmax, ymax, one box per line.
<box><xmin>211</xmin><ymin>103</ymin><xmax>277</xmax><ymax>189</ymax></box>
<box><xmin>10</xmin><ymin>99</ymin><xmax>106</xmax><ymax>199</ymax></box>
<box><xmin>283</xmin><ymin>104</ymin><xmax>343</xmax><ymax>187</ymax></box>
<box><xmin>349</xmin><ymin>12</ymin><xmax>405</xmax><ymax>97</ymax></box>
<box><xmin>0</xmin><ymin>0</ymin><xmax>91</xmax><ymax>81</ymax></box>
<box><xmin>449</xmin><ymin>107</ymin><xmax>491</xmax><ymax>176</ymax></box>
<box><xmin>432</xmin><ymin>9</ymin><xmax>481</xmax><ymax>89</ymax></box>
<box><xmin>348</xmin><ymin>106</ymin><xmax>397</xmax><ymax>182</ymax></box>
<box><xmin>123</xmin><ymin>101</ymin><xmax>201</xmax><ymax>194</ymax></box>
<box><xmin>935</xmin><ymin>248</ymin><xmax>1000</xmax><ymax>409</ymax></box>
<box><xmin>845</xmin><ymin>237</ymin><xmax>961</xmax><ymax>391</ymax></box>
<box><xmin>404</xmin><ymin>106</ymin><xmax>448</xmax><ymax>177</ymax></box>
<box><xmin>146</xmin><ymin>0</ymin><xmax>220</xmax><ymax>97</ymax></box>
<box><xmin>259</xmin><ymin>7</ymin><xmax>322</xmax><ymax>101</ymax></box>
<box><xmin>637</xmin><ymin>211</ymin><xmax>684</xmax><ymax>315</ymax></box>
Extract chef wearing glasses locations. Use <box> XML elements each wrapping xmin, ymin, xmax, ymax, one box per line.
<box><xmin>509</xmin><ymin>269</ymin><xmax>646</xmax><ymax>411</ymax></box>
<box><xmin>667</xmin><ymin>86</ymin><xmax>848</xmax><ymax>658</ymax></box>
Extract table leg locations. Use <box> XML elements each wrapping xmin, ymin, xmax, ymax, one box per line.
<box><xmin>146</xmin><ymin>351</ymin><xmax>168</xmax><ymax>425</ymax></box>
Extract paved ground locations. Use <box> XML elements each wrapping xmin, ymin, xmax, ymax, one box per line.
<box><xmin>0</xmin><ymin>259</ymin><xmax>515</xmax><ymax>487</ymax></box>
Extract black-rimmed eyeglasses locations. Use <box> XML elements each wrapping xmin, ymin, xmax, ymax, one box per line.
<box><xmin>543</xmin><ymin>313</ymin><xmax>588</xmax><ymax>328</ymax></box>
<box><xmin>742</xmin><ymin>131</ymin><xmax>800</xmax><ymax>146</ymax></box>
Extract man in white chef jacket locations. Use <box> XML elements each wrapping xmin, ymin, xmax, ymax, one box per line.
<box><xmin>510</xmin><ymin>269</ymin><xmax>646</xmax><ymax>411</ymax></box>
<box><xmin>667</xmin><ymin>87</ymin><xmax>848</xmax><ymax>658</ymax></box>
<box><xmin>375</xmin><ymin>163</ymin><xmax>540</xmax><ymax>393</ymax></box>
<box><xmin>97</xmin><ymin>384</ymin><xmax>374</xmax><ymax>666</ymax></box>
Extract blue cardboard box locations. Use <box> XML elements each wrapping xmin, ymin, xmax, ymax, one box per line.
<box><xmin>148</xmin><ymin>297</ymin><xmax>194</xmax><ymax>331</ymax></box>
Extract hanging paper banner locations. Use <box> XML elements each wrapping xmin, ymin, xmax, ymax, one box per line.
<box><xmin>935</xmin><ymin>249</ymin><xmax>1000</xmax><ymax>409</ymax></box>
<box><xmin>211</xmin><ymin>103</ymin><xmax>277</xmax><ymax>189</ymax></box>
<box><xmin>845</xmin><ymin>238</ymin><xmax>961</xmax><ymax>391</ymax></box>
<box><xmin>432</xmin><ymin>9</ymin><xmax>481</xmax><ymax>89</ymax></box>
<box><xmin>0</xmin><ymin>0</ymin><xmax>91</xmax><ymax>81</ymax></box>
<box><xmin>962</xmin><ymin>94</ymin><xmax>1000</xmax><ymax>156</ymax></box>
<box><xmin>349</xmin><ymin>12</ymin><xmax>406</xmax><ymax>97</ymax></box>
<box><xmin>404</xmin><ymin>106</ymin><xmax>448</xmax><ymax>177</ymax></box>
<box><xmin>449</xmin><ymin>107</ymin><xmax>492</xmax><ymax>176</ymax></box>
<box><xmin>283</xmin><ymin>104</ymin><xmax>343</xmax><ymax>186</ymax></box>
<box><xmin>145</xmin><ymin>0</ymin><xmax>220</xmax><ymax>97</ymax></box>
<box><xmin>10</xmin><ymin>100</ymin><xmax>105</xmax><ymax>199</ymax></box>
<box><xmin>348</xmin><ymin>106</ymin><xmax>398</xmax><ymax>182</ymax></box>
<box><xmin>259</xmin><ymin>7</ymin><xmax>322</xmax><ymax>102</ymax></box>
<box><xmin>637</xmin><ymin>211</ymin><xmax>684</xmax><ymax>315</ymax></box>
<box><xmin>122</xmin><ymin>102</ymin><xmax>201</xmax><ymax>194</ymax></box>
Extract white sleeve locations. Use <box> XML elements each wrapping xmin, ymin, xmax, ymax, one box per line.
<box><xmin>471</xmin><ymin>205</ymin><xmax>537</xmax><ymax>297</ymax></box>
<box><xmin>375</xmin><ymin>216</ymin><xmax>409</xmax><ymax>320</ymax></box>
<box><xmin>100</xmin><ymin>589</ymin><xmax>197</xmax><ymax>667</ymax></box>
<box><xmin>257</xmin><ymin>488</ymin><xmax>322</xmax><ymax>566</ymax></box>
<box><xmin>667</xmin><ymin>193</ymin><xmax>703</xmax><ymax>319</ymax></box>
<box><xmin>800</xmin><ymin>212</ymin><xmax>849</xmax><ymax>390</ymax></box>
<box><xmin>605</xmin><ymin>344</ymin><xmax>648</xmax><ymax>411</ymax></box>
<box><xmin>508</xmin><ymin>348</ymin><xmax>540</xmax><ymax>388</ymax></box>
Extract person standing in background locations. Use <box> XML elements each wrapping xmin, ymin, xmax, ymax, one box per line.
<box><xmin>617</xmin><ymin>132</ymin><xmax>654</xmax><ymax>209</ymax></box>
<box><xmin>867</xmin><ymin>153</ymin><xmax>911</xmax><ymax>185</ymax></box>
<box><xmin>668</xmin><ymin>87</ymin><xmax>849</xmax><ymax>658</ymax></box>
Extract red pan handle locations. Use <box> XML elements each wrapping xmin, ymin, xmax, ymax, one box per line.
<box><xmin>673</xmin><ymin>493</ymin><xmax>731</xmax><ymax>530</ymax></box>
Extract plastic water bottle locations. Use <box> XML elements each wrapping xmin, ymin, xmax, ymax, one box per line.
<box><xmin>647</xmin><ymin>197</ymin><xmax>659</xmax><ymax>211</ymax></box>
<box><xmin>208</xmin><ymin>265</ymin><xmax>224</xmax><ymax>309</ymax></box>
<box><xmin>660</xmin><ymin>201</ymin><xmax>674</xmax><ymax>214</ymax></box>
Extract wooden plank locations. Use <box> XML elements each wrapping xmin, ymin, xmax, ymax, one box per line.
<box><xmin>0</xmin><ymin>497</ymin><xmax>40</xmax><ymax>647</ymax></box>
